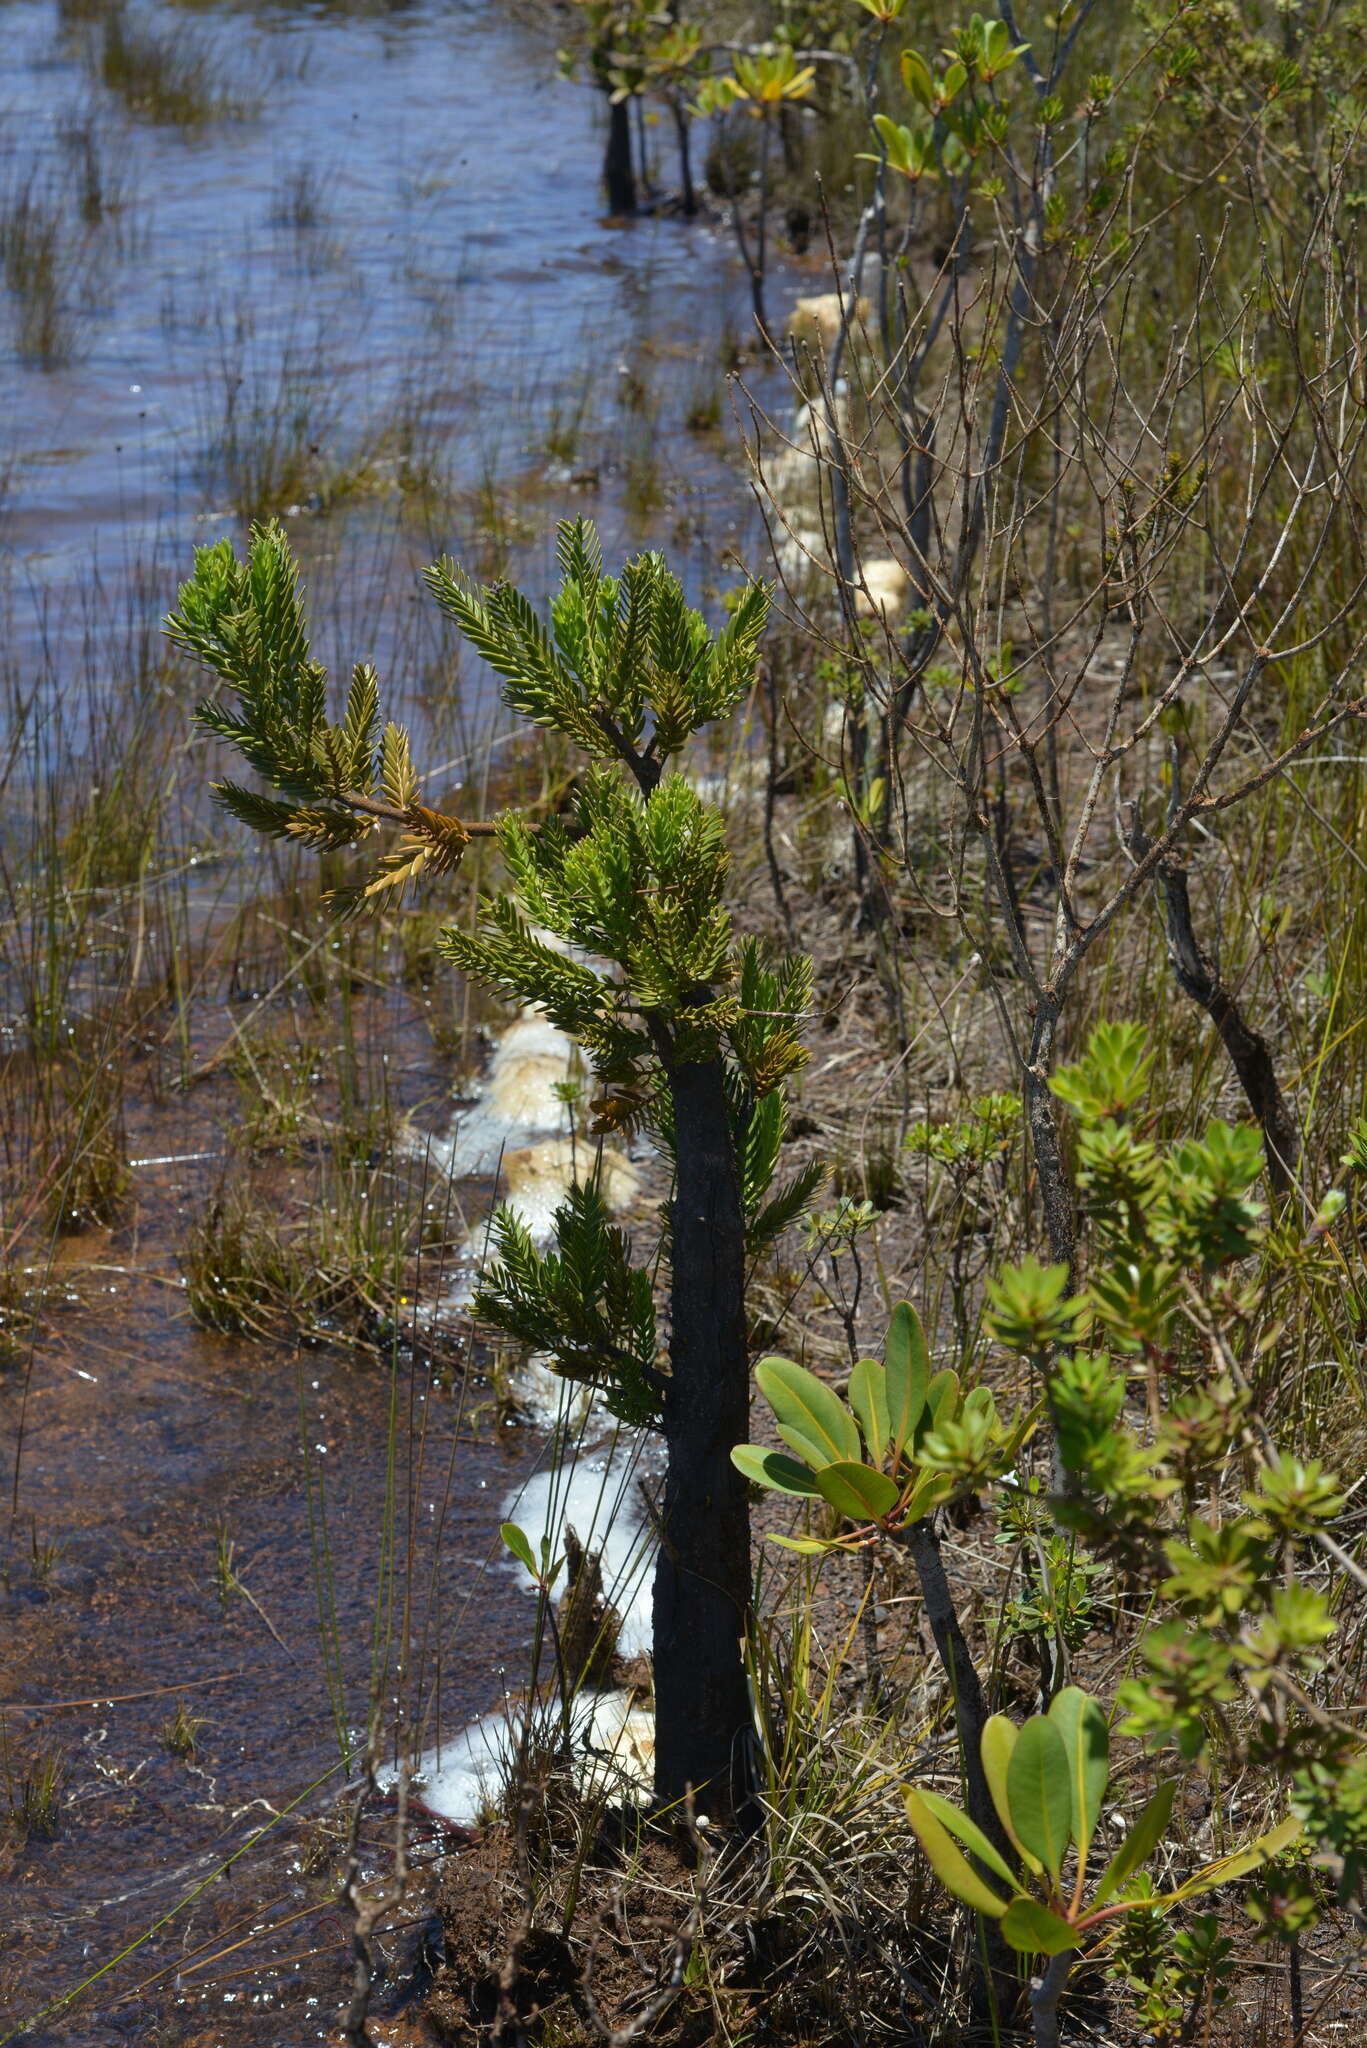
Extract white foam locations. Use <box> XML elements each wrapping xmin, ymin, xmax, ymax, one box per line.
<box><xmin>396</xmin><ymin>1683</ymin><xmax>656</xmax><ymax>1825</ymax></box>
<box><xmin>390</xmin><ymin>1003</ymin><xmax>661</xmax><ymax>1830</ymax></box>
<box><xmin>503</xmin><ymin>1440</ymin><xmax>656</xmax><ymax>1660</ymax></box>
<box><xmin>503</xmin><ymin>1137</ymin><xmax>638</xmax><ymax>1241</ymax></box>
<box><xmin>398</xmin><ymin>1711</ymin><xmax>510</xmax><ymax>1826</ymax></box>
<box><xmin>427</xmin><ymin>1014</ymin><xmax>580</xmax><ymax>1181</ymax></box>
<box><xmin>581</xmin><ymin>1690</ymin><xmax>655</xmax><ymax>1800</ymax></box>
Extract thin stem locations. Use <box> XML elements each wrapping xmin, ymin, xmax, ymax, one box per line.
<box><xmin>1028</xmin><ymin>1947</ymin><xmax>1076</xmax><ymax>2048</ymax></box>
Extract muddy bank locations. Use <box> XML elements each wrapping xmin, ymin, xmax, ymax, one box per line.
<box><xmin>0</xmin><ymin>1015</ymin><xmax>536</xmax><ymax>2044</ymax></box>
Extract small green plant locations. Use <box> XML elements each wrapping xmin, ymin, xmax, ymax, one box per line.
<box><xmin>734</xmin><ymin>1300</ymin><xmax>1030</xmax><ymax>1548</ymax></box>
<box><xmin>5</xmin><ymin>1747</ymin><xmax>66</xmax><ymax>1842</ymax></box>
<box><xmin>901</xmin><ymin>1686</ymin><xmax>1296</xmax><ymax>2047</ymax></box>
<box><xmin>213</xmin><ymin>1521</ymin><xmax>241</xmax><ymax>1608</ymax></box>
<box><xmin>197</xmin><ymin>329</ymin><xmax>350</xmax><ymax>526</ymax></box>
<box><xmin>159</xmin><ymin>1701</ymin><xmax>206</xmax><ymax>1761</ymax></box>
<box><xmin>230</xmin><ymin>1029</ymin><xmax>317</xmax><ymax>1155</ymax></box>
<box><xmin>48</xmin><ymin>1058</ymin><xmax>128</xmax><ymax>1230</ymax></box>
<box><xmin>1050</xmin><ymin>1022</ymin><xmax>1154</xmax><ymax>1123</ymax></box>
<box><xmin>904</xmin><ymin>1090</ymin><xmax>1021</xmax><ymax>1172</ymax></box>
<box><xmin>995</xmin><ymin>1485</ymin><xmax>1108</xmax><ymax>1661</ymax></box>
<box><xmin>0</xmin><ymin>1263</ymin><xmax>34</xmax><ymax>1368</ymax></box>
<box><xmin>976</xmin><ymin>1026</ymin><xmax>1367</xmax><ymax>1987</ymax></box>
<box><xmin>28</xmin><ymin>1524</ymin><xmax>69</xmax><ymax>1594</ymax></box>
<box><xmin>209</xmin><ymin>1520</ymin><xmax>293</xmax><ymax>1661</ymax></box>
<box><xmin>683</xmin><ymin>370</ymin><xmax>722</xmax><ymax>435</ymax></box>
<box><xmin>1107</xmin><ymin>1887</ymin><xmax>1239</xmax><ymax>2047</ymax></box>
<box><xmin>183</xmin><ymin>1176</ymin><xmax>295</xmax><ymax>1336</ymax></box>
<box><xmin>0</xmin><ymin>170</ymin><xmax>81</xmax><ymax>364</ymax></box>
<box><xmin>271</xmin><ymin>160</ymin><xmax>326</xmax><ymax>234</ymax></box>
<box><xmin>736</xmin><ymin>1300</ymin><xmax>1032</xmax><ymax>1882</ymax></box>
<box><xmin>691</xmin><ymin>42</ymin><xmax>816</xmax><ymax>336</ymax></box>
<box><xmin>96</xmin><ymin>6</ymin><xmax>256</xmax><ymax>126</ymax></box>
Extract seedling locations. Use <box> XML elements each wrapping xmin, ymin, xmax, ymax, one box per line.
<box><xmin>902</xmin><ymin>1687</ymin><xmax>1299</xmax><ymax>2047</ymax></box>
<box><xmin>170</xmin><ymin>517</ymin><xmax>821</xmax><ymax>1817</ymax></box>
<box><xmin>5</xmin><ymin>1747</ymin><xmax>65</xmax><ymax>1842</ymax></box>
<box><xmin>160</xmin><ymin>1701</ymin><xmax>206</xmax><ymax>1761</ymax></box>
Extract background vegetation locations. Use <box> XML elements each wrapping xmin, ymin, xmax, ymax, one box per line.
<box><xmin>3</xmin><ymin>1</ymin><xmax>1367</xmax><ymax>2044</ymax></box>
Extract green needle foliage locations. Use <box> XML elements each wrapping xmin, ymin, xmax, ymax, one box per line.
<box><xmin>166</xmin><ymin>524</ymin><xmax>473</xmax><ymax>909</ymax></box>
<box><xmin>170</xmin><ymin>516</ymin><xmax>823</xmax><ymax>1819</ymax></box>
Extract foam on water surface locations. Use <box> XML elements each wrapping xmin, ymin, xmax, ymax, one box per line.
<box><xmin>426</xmin><ymin>1014</ymin><xmax>580</xmax><ymax>1180</ymax></box>
<box><xmin>390</xmin><ymin>1439</ymin><xmax>658</xmax><ymax>1824</ymax></box>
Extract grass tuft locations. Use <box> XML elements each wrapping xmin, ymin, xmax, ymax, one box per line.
<box><xmin>96</xmin><ymin>6</ymin><xmax>258</xmax><ymax>127</ymax></box>
<box><xmin>4</xmin><ymin>1748</ymin><xmax>66</xmax><ymax>1842</ymax></box>
<box><xmin>159</xmin><ymin>1702</ymin><xmax>206</xmax><ymax>1761</ymax></box>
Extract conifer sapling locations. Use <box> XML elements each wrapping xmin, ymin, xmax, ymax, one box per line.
<box><xmin>168</xmin><ymin>517</ymin><xmax>822</xmax><ymax>1819</ymax></box>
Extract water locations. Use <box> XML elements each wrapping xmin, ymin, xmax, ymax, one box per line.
<box><xmin>0</xmin><ymin>3</ymin><xmax>789</xmax><ymax>2039</ymax></box>
<box><xmin>1</xmin><ymin>0</ymin><xmax>768</xmax><ymax>707</ymax></box>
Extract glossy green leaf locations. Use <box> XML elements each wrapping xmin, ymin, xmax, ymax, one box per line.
<box><xmin>756</xmin><ymin>1356</ymin><xmax>861</xmax><ymax>1466</ymax></box>
<box><xmin>1092</xmin><ymin>1780</ymin><xmax>1176</xmax><ymax>1907</ymax></box>
<box><xmin>884</xmin><ymin>1301</ymin><xmax>929</xmax><ymax>1457</ymax></box>
<box><xmin>904</xmin><ymin>1790</ymin><xmax>1010</xmax><ymax>1917</ymax></box>
<box><xmin>900</xmin><ymin>47</ymin><xmax>935</xmax><ymax>108</ymax></box>
<box><xmin>768</xmin><ymin>1532</ymin><xmax>838</xmax><ymax>1554</ymax></box>
<box><xmin>982</xmin><ymin>1714</ymin><xmax>1044</xmax><ymax>1875</ymax></box>
<box><xmin>500</xmin><ymin>1521</ymin><xmax>538</xmax><ymax>1577</ymax></box>
<box><xmin>914</xmin><ymin>1788</ymin><xmax>1018</xmax><ymax>1888</ymax></box>
<box><xmin>730</xmin><ymin>1444</ymin><xmax>820</xmax><ymax>1495</ymax></box>
<box><xmin>1000</xmin><ymin>1897</ymin><xmax>1077</xmax><ymax>1956</ymax></box>
<box><xmin>848</xmin><ymin>1358</ymin><xmax>890</xmax><ymax>1466</ymax></box>
<box><xmin>1006</xmin><ymin>1716</ymin><xmax>1073</xmax><ymax>1880</ymax></box>
<box><xmin>902</xmin><ymin>1470</ymin><xmax>953</xmax><ymax>1522</ymax></box>
<box><xmin>980</xmin><ymin>1714</ymin><xmax>1017</xmax><ymax>1834</ymax></box>
<box><xmin>813</xmin><ymin>1460</ymin><xmax>900</xmax><ymax>1522</ymax></box>
<box><xmin>1048</xmin><ymin>1687</ymin><xmax>1109</xmax><ymax>1864</ymax></box>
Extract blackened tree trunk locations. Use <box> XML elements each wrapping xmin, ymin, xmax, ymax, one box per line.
<box><xmin>671</xmin><ymin>97</ymin><xmax>697</xmax><ymax>216</ymax></box>
<box><xmin>652</xmin><ymin>1053</ymin><xmax>753</xmax><ymax>1821</ymax></box>
<box><xmin>1155</xmin><ymin>857</ymin><xmax>1301</xmax><ymax>1200</ymax></box>
<box><xmin>603</xmin><ymin>93</ymin><xmax>636</xmax><ymax>216</ymax></box>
